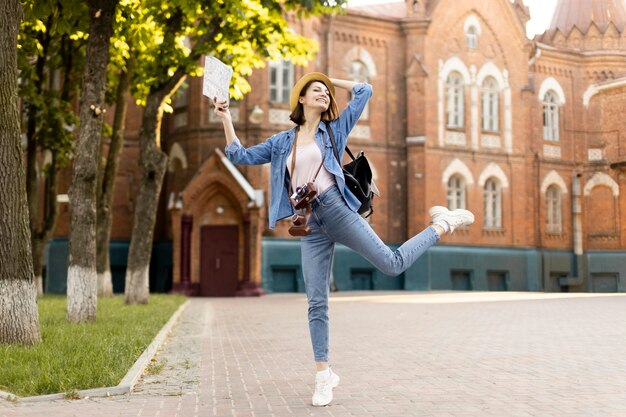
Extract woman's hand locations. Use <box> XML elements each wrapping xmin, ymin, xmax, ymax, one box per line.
<box><xmin>212</xmin><ymin>97</ymin><xmax>231</xmax><ymax>122</ymax></box>
<box><xmin>212</xmin><ymin>97</ymin><xmax>237</xmax><ymax>146</ymax></box>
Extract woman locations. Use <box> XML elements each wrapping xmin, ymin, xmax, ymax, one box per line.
<box><xmin>213</xmin><ymin>72</ymin><xmax>474</xmax><ymax>406</ymax></box>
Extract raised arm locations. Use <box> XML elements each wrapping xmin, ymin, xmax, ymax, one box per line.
<box><xmin>328</xmin><ymin>78</ymin><xmax>358</xmax><ymax>91</ymax></box>
<box><xmin>329</xmin><ymin>78</ymin><xmax>372</xmax><ymax>140</ymax></box>
<box><xmin>212</xmin><ymin>97</ymin><xmax>236</xmax><ymax>146</ymax></box>
<box><xmin>212</xmin><ymin>97</ymin><xmax>273</xmax><ymax>165</ymax></box>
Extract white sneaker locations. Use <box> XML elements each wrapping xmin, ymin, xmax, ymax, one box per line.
<box><xmin>429</xmin><ymin>206</ymin><xmax>475</xmax><ymax>233</ymax></box>
<box><xmin>312</xmin><ymin>369</ymin><xmax>340</xmax><ymax>406</ymax></box>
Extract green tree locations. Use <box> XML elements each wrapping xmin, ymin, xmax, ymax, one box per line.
<box><xmin>0</xmin><ymin>0</ymin><xmax>41</xmax><ymax>345</ymax></box>
<box><xmin>122</xmin><ymin>0</ymin><xmax>347</xmax><ymax>304</ymax></box>
<box><xmin>19</xmin><ymin>0</ymin><xmax>87</xmax><ymax>298</ymax></box>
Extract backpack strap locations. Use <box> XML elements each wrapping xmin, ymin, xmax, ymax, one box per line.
<box><xmin>324</xmin><ymin>121</ymin><xmax>356</xmax><ymax>163</ymax></box>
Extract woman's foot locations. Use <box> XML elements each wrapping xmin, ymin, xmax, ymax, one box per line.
<box><xmin>312</xmin><ymin>368</ymin><xmax>340</xmax><ymax>406</ymax></box>
<box><xmin>429</xmin><ymin>206</ymin><xmax>475</xmax><ymax>233</ymax></box>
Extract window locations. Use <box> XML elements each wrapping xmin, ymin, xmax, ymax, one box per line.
<box><xmin>269</xmin><ymin>60</ymin><xmax>294</xmax><ymax>104</ymax></box>
<box><xmin>484</xmin><ymin>178</ymin><xmax>501</xmax><ymax>228</ymax></box>
<box><xmin>466</xmin><ymin>26</ymin><xmax>478</xmax><ymax>49</ymax></box>
<box><xmin>481</xmin><ymin>77</ymin><xmax>499</xmax><ymax>132</ymax></box>
<box><xmin>349</xmin><ymin>60</ymin><xmax>370</xmax><ymax>120</ymax></box>
<box><xmin>543</xmin><ymin>90</ymin><xmax>559</xmax><ymax>141</ymax></box>
<box><xmin>447</xmin><ymin>175</ymin><xmax>466</xmax><ymax>210</ymax></box>
<box><xmin>446</xmin><ymin>72</ymin><xmax>464</xmax><ymax>128</ymax></box>
<box><xmin>173</xmin><ymin>80</ymin><xmax>189</xmax><ymax>108</ymax></box>
<box><xmin>172</xmin><ymin>81</ymin><xmax>189</xmax><ymax>128</ymax></box>
<box><xmin>546</xmin><ymin>185</ymin><xmax>562</xmax><ymax>234</ymax></box>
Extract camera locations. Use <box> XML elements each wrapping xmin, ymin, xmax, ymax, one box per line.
<box><xmin>290</xmin><ymin>182</ymin><xmax>317</xmax><ymax>209</ymax></box>
<box><xmin>288</xmin><ymin>211</ymin><xmax>312</xmax><ymax>236</ymax></box>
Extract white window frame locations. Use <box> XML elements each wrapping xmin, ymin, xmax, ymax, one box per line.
<box><xmin>484</xmin><ymin>178</ymin><xmax>502</xmax><ymax>228</ymax></box>
<box><xmin>269</xmin><ymin>60</ymin><xmax>294</xmax><ymax>104</ymax></box>
<box><xmin>173</xmin><ymin>80</ymin><xmax>189</xmax><ymax>109</ymax></box>
<box><xmin>466</xmin><ymin>26</ymin><xmax>478</xmax><ymax>49</ymax></box>
<box><xmin>543</xmin><ymin>90</ymin><xmax>559</xmax><ymax>142</ymax></box>
<box><xmin>172</xmin><ymin>80</ymin><xmax>189</xmax><ymax>128</ymax></box>
<box><xmin>446</xmin><ymin>72</ymin><xmax>464</xmax><ymax>129</ymax></box>
<box><xmin>481</xmin><ymin>77</ymin><xmax>499</xmax><ymax>132</ymax></box>
<box><xmin>350</xmin><ymin>60</ymin><xmax>369</xmax><ymax>120</ymax></box>
<box><xmin>546</xmin><ymin>185</ymin><xmax>562</xmax><ymax>233</ymax></box>
<box><xmin>447</xmin><ymin>175</ymin><xmax>466</xmax><ymax>210</ymax></box>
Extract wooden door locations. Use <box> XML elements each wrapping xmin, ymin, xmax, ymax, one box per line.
<box><xmin>200</xmin><ymin>225</ymin><xmax>239</xmax><ymax>297</ymax></box>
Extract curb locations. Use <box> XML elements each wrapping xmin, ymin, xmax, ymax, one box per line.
<box><xmin>0</xmin><ymin>299</ymin><xmax>190</xmax><ymax>403</ymax></box>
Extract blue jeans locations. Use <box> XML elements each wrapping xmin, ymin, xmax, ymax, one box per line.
<box><xmin>301</xmin><ymin>186</ymin><xmax>440</xmax><ymax>362</ymax></box>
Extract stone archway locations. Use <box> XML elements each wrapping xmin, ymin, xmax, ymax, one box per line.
<box><xmin>171</xmin><ymin>150</ymin><xmax>265</xmax><ymax>296</ymax></box>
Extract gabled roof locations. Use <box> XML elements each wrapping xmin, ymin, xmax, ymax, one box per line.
<box><xmin>214</xmin><ymin>148</ymin><xmax>264</xmax><ymax>207</ymax></box>
<box><xmin>182</xmin><ymin>148</ymin><xmax>264</xmax><ymax>209</ymax></box>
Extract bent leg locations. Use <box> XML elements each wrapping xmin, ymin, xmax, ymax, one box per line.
<box><xmin>324</xmin><ymin>204</ymin><xmax>439</xmax><ymax>276</ymax></box>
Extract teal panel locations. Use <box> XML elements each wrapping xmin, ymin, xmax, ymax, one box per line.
<box><xmin>261</xmin><ymin>238</ymin><xmax>404</xmax><ymax>293</ymax></box>
<box><xmin>350</xmin><ymin>269</ymin><xmax>373</xmax><ymax>290</ymax></box>
<box><xmin>486</xmin><ymin>271</ymin><xmax>508</xmax><ymax>291</ymax></box>
<box><xmin>426</xmin><ymin>246</ymin><xmax>531</xmax><ymax>291</ymax></box>
<box><xmin>541</xmin><ymin>250</ymin><xmax>574</xmax><ymax>292</ymax></box>
<box><xmin>44</xmin><ymin>239</ymin><xmax>173</xmax><ymax>295</ymax></box>
<box><xmin>260</xmin><ymin>239</ymin><xmax>626</xmax><ymax>293</ymax></box>
<box><xmin>586</xmin><ymin>251</ymin><xmax>626</xmax><ymax>292</ymax></box>
<box><xmin>150</xmin><ymin>240</ymin><xmax>173</xmax><ymax>293</ymax></box>
<box><xmin>261</xmin><ymin>239</ymin><xmax>305</xmax><ymax>293</ymax></box>
<box><xmin>271</xmin><ymin>267</ymin><xmax>299</xmax><ymax>292</ymax></box>
<box><xmin>525</xmin><ymin>250</ymin><xmax>541</xmax><ymax>291</ymax></box>
<box><xmin>45</xmin><ymin>238</ymin><xmax>68</xmax><ymax>294</ymax></box>
<box><xmin>404</xmin><ymin>254</ymin><xmax>430</xmax><ymax>291</ymax></box>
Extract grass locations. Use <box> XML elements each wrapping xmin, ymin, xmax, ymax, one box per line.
<box><xmin>0</xmin><ymin>294</ymin><xmax>186</xmax><ymax>397</ymax></box>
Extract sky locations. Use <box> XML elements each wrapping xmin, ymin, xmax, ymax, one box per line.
<box><xmin>346</xmin><ymin>0</ymin><xmax>559</xmax><ymax>37</ymax></box>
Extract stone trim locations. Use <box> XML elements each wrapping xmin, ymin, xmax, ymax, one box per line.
<box><xmin>478</xmin><ymin>162</ymin><xmax>509</xmax><ymax>188</ymax></box>
<box><xmin>540</xmin><ymin>170</ymin><xmax>568</xmax><ymax>194</ymax></box>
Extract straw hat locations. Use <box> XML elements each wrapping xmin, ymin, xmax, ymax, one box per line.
<box><xmin>289</xmin><ymin>72</ymin><xmax>335</xmax><ymax>112</ymax></box>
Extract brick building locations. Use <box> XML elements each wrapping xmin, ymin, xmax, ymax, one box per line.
<box><xmin>47</xmin><ymin>0</ymin><xmax>626</xmax><ymax>295</ymax></box>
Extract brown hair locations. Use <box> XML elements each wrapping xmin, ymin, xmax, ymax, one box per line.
<box><xmin>289</xmin><ymin>80</ymin><xmax>339</xmax><ymax>125</ymax></box>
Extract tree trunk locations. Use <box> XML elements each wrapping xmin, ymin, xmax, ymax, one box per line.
<box><xmin>124</xmin><ymin>95</ymin><xmax>168</xmax><ymax>304</ymax></box>
<box><xmin>96</xmin><ymin>61</ymin><xmax>132</xmax><ymax>297</ymax></box>
<box><xmin>124</xmin><ymin>74</ymin><xmax>186</xmax><ymax>304</ymax></box>
<box><xmin>0</xmin><ymin>0</ymin><xmax>42</xmax><ymax>345</ymax></box>
<box><xmin>67</xmin><ymin>0</ymin><xmax>118</xmax><ymax>322</ymax></box>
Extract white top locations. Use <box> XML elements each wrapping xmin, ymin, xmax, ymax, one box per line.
<box><xmin>286</xmin><ymin>141</ymin><xmax>335</xmax><ymax>196</ymax></box>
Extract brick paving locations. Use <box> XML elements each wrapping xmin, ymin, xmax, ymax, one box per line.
<box><xmin>2</xmin><ymin>291</ymin><xmax>626</xmax><ymax>417</ymax></box>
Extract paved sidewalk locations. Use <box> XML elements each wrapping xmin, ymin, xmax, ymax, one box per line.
<box><xmin>2</xmin><ymin>291</ymin><xmax>626</xmax><ymax>417</ymax></box>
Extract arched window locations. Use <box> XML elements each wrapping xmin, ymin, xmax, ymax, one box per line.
<box><xmin>269</xmin><ymin>60</ymin><xmax>294</xmax><ymax>104</ymax></box>
<box><xmin>543</xmin><ymin>90</ymin><xmax>559</xmax><ymax>141</ymax></box>
<box><xmin>484</xmin><ymin>178</ymin><xmax>501</xmax><ymax>228</ymax></box>
<box><xmin>350</xmin><ymin>60</ymin><xmax>369</xmax><ymax>120</ymax></box>
<box><xmin>481</xmin><ymin>77</ymin><xmax>499</xmax><ymax>132</ymax></box>
<box><xmin>546</xmin><ymin>185</ymin><xmax>562</xmax><ymax>234</ymax></box>
<box><xmin>466</xmin><ymin>26</ymin><xmax>478</xmax><ymax>49</ymax></box>
<box><xmin>446</xmin><ymin>72</ymin><xmax>464</xmax><ymax>128</ymax></box>
<box><xmin>447</xmin><ymin>175</ymin><xmax>466</xmax><ymax>210</ymax></box>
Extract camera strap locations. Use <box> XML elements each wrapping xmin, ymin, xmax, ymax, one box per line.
<box><xmin>288</xmin><ymin>126</ymin><xmax>326</xmax><ymax>196</ymax></box>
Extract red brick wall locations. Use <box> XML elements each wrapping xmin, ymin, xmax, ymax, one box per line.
<box><xmin>49</xmin><ymin>0</ymin><xmax>626</xmax><ymax>259</ymax></box>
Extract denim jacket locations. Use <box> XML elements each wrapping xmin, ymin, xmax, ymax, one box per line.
<box><xmin>225</xmin><ymin>83</ymin><xmax>373</xmax><ymax>229</ymax></box>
